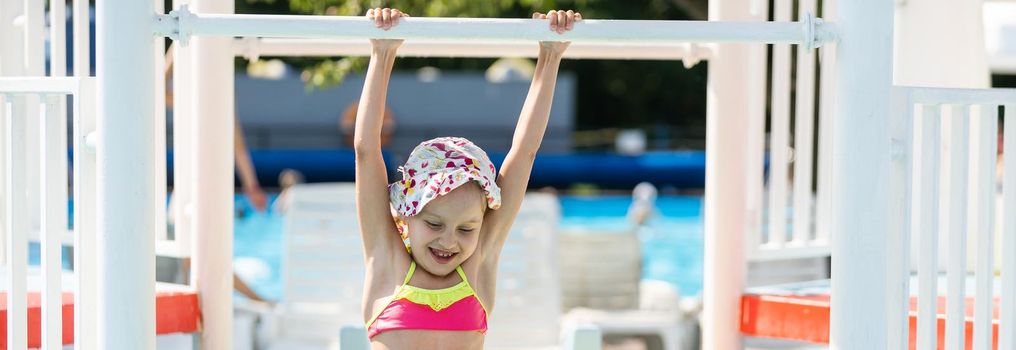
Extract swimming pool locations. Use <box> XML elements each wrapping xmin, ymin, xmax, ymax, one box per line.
<box><xmin>232</xmin><ymin>194</ymin><xmax>704</xmax><ymax>301</ymax></box>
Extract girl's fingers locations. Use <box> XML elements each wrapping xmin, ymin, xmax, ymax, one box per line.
<box><xmin>366</xmin><ymin>8</ymin><xmax>374</xmax><ymax>19</ymax></box>
<box><xmin>548</xmin><ymin>10</ymin><xmax>560</xmax><ymax>33</ymax></box>
<box><xmin>533</xmin><ymin>12</ymin><xmax>542</xmax><ymax>19</ymax></box>
<box><xmin>382</xmin><ymin>8</ymin><xmax>391</xmax><ymax>29</ymax></box>
<box><xmin>374</xmin><ymin>8</ymin><xmax>384</xmax><ymax>27</ymax></box>
<box><xmin>566</xmin><ymin>10</ymin><xmax>575</xmax><ymax>30</ymax></box>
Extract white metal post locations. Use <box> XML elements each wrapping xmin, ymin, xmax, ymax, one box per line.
<box><xmin>703</xmin><ymin>0</ymin><xmax>766</xmax><ymax>348</ymax></box>
<box><xmin>96</xmin><ymin>0</ymin><xmax>156</xmax><ymax>348</ymax></box>
<box><xmin>189</xmin><ymin>0</ymin><xmax>235</xmax><ymax>347</ymax></box>
<box><xmin>830</xmin><ymin>0</ymin><xmax>894</xmax><ymax>348</ymax></box>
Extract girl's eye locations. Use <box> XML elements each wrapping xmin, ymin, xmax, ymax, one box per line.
<box><xmin>426</xmin><ymin>221</ymin><xmax>442</xmax><ymax>229</ymax></box>
<box><xmin>459</xmin><ymin>228</ymin><xmax>475</xmax><ymax>233</ymax></box>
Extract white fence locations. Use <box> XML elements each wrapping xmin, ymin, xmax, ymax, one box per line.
<box><xmin>889</xmin><ymin>86</ymin><xmax>1014</xmax><ymax>350</ymax></box>
<box><xmin>747</xmin><ymin>0</ymin><xmax>832</xmax><ymax>262</ymax></box>
<box><xmin>0</xmin><ymin>77</ymin><xmax>98</xmax><ymax>350</ymax></box>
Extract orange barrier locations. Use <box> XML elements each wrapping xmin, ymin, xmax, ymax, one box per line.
<box><xmin>741</xmin><ymin>293</ymin><xmax>1000</xmax><ymax>349</ymax></box>
<box><xmin>0</xmin><ymin>290</ymin><xmax>200</xmax><ymax>348</ymax></box>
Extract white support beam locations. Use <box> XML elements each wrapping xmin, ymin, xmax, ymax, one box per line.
<box><xmin>703</xmin><ymin>0</ymin><xmax>768</xmax><ymax>348</ymax></box>
<box><xmin>234</xmin><ymin>38</ymin><xmax>714</xmax><ymax>62</ymax></box>
<box><xmin>161</xmin><ymin>10</ymin><xmax>833</xmax><ymax>46</ymax></box>
<box><xmin>830</xmin><ymin>0</ymin><xmax>893</xmax><ymax>348</ymax></box>
<box><xmin>189</xmin><ymin>0</ymin><xmax>235</xmax><ymax>348</ymax></box>
<box><xmin>96</xmin><ymin>0</ymin><xmax>156</xmax><ymax>348</ymax></box>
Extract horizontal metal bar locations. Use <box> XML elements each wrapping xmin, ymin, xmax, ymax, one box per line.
<box><xmin>749</xmin><ymin>243</ymin><xmax>831</xmax><ymax>262</ymax></box>
<box><xmin>234</xmin><ymin>38</ymin><xmax>715</xmax><ymax>61</ymax></box>
<box><xmin>161</xmin><ymin>6</ymin><xmax>833</xmax><ymax>47</ymax></box>
<box><xmin>904</xmin><ymin>86</ymin><xmax>1016</xmax><ymax>106</ymax></box>
<box><xmin>0</xmin><ymin>78</ymin><xmax>82</xmax><ymax>95</ymax></box>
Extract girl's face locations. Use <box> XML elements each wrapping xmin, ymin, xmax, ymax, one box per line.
<box><xmin>404</xmin><ymin>183</ymin><xmax>486</xmax><ymax>277</ymax></box>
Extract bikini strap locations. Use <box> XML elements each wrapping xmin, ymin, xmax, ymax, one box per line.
<box><xmin>455</xmin><ymin>266</ymin><xmax>470</xmax><ymax>286</ymax></box>
<box><xmin>403</xmin><ymin>261</ymin><xmax>417</xmax><ymax>285</ymax></box>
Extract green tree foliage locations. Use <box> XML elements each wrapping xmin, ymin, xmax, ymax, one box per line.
<box><xmin>236</xmin><ymin>0</ymin><xmax>708</xmax><ymax>147</ymax></box>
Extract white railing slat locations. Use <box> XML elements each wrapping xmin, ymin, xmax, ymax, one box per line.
<box><xmin>41</xmin><ymin>95</ymin><xmax>65</xmax><ymax>350</ymax></box>
<box><xmin>792</xmin><ymin>0</ymin><xmax>818</xmax><ymax>245</ymax></box>
<box><xmin>916</xmin><ymin>104</ymin><xmax>941</xmax><ymax>350</ymax></box>
<box><xmin>887</xmin><ymin>87</ymin><xmax>914</xmax><ymax>350</ymax></box>
<box><xmin>944</xmin><ymin>104</ymin><xmax>970</xmax><ymax>350</ymax></box>
<box><xmin>815</xmin><ymin>8</ymin><xmax>837</xmax><ymax>247</ymax></box>
<box><xmin>1001</xmin><ymin>104</ymin><xmax>1016</xmax><ymax>350</ymax></box>
<box><xmin>154</xmin><ymin>0</ymin><xmax>168</xmax><ymax>251</ymax></box>
<box><xmin>6</xmin><ymin>96</ymin><xmax>29</xmax><ymax>350</ymax></box>
<box><xmin>50</xmin><ymin>0</ymin><xmax>67</xmax><ymax>78</ymax></box>
<box><xmin>972</xmin><ymin>105</ymin><xmax>998</xmax><ymax>350</ymax></box>
<box><xmin>766</xmin><ymin>0</ymin><xmax>792</xmax><ymax>248</ymax></box>
<box><xmin>73</xmin><ymin>78</ymin><xmax>98</xmax><ymax>350</ymax></box>
<box><xmin>24</xmin><ymin>0</ymin><xmax>45</xmax><ymax>76</ymax></box>
<box><xmin>745</xmin><ymin>38</ymin><xmax>768</xmax><ymax>259</ymax></box>
<box><xmin>73</xmin><ymin>0</ymin><xmax>91</xmax><ymax>77</ymax></box>
<box><xmin>0</xmin><ymin>95</ymin><xmax>7</xmax><ymax>265</ymax></box>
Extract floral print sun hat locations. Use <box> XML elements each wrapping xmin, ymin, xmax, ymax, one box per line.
<box><xmin>389</xmin><ymin>137</ymin><xmax>502</xmax><ymax>217</ymax></box>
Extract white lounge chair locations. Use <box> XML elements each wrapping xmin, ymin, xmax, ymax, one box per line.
<box><xmin>558</xmin><ymin>226</ymin><xmax>695</xmax><ymax>350</ymax></box>
<box><xmin>485</xmin><ymin>192</ymin><xmax>566</xmax><ymax>349</ymax></box>
<box><xmin>271</xmin><ymin>183</ymin><xmax>363</xmax><ymax>350</ymax></box>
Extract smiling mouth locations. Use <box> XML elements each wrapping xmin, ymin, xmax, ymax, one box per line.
<box><xmin>429</xmin><ymin>248</ymin><xmax>458</xmax><ymax>264</ymax></box>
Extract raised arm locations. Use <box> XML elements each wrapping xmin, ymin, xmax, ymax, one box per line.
<box><xmin>355</xmin><ymin>8</ymin><xmax>406</xmax><ymax>258</ymax></box>
<box><xmin>480</xmin><ymin>10</ymin><xmax>580</xmax><ymax>260</ymax></box>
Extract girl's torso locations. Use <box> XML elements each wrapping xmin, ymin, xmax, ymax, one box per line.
<box><xmin>364</xmin><ymin>248</ymin><xmax>494</xmax><ymax>349</ymax></box>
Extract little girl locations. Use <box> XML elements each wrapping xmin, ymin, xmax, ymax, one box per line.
<box><xmin>353</xmin><ymin>7</ymin><xmax>580</xmax><ymax>350</ymax></box>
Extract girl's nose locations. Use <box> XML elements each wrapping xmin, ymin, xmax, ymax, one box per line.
<box><xmin>436</xmin><ymin>231</ymin><xmax>456</xmax><ymax>247</ymax></box>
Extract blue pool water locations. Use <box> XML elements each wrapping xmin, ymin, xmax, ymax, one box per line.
<box><xmin>233</xmin><ymin>194</ymin><xmax>704</xmax><ymax>302</ymax></box>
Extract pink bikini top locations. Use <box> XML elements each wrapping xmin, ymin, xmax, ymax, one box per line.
<box><xmin>366</xmin><ymin>261</ymin><xmax>488</xmax><ymax>339</ymax></box>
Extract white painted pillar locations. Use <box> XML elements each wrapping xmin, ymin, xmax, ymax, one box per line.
<box><xmin>829</xmin><ymin>0</ymin><xmax>894</xmax><ymax>348</ymax></box>
<box><xmin>189</xmin><ymin>0</ymin><xmax>235</xmax><ymax>347</ymax></box>
<box><xmin>703</xmin><ymin>0</ymin><xmax>767</xmax><ymax>348</ymax></box>
<box><xmin>96</xmin><ymin>0</ymin><xmax>156</xmax><ymax>348</ymax></box>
